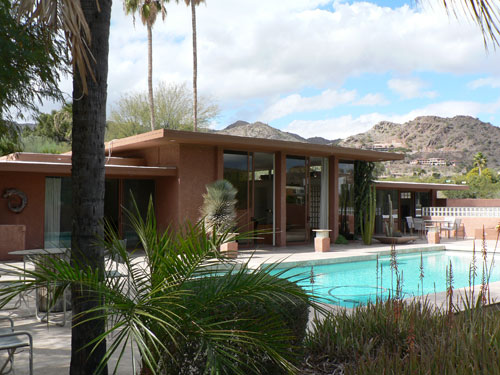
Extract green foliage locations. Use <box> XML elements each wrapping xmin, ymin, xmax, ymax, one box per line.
<box><xmin>360</xmin><ymin>185</ymin><xmax>376</xmax><ymax>245</ymax></box>
<box><xmin>385</xmin><ymin>194</ymin><xmax>395</xmax><ymax>237</ymax></box>
<box><xmin>27</xmin><ymin>103</ymin><xmax>72</xmax><ymax>143</ymax></box>
<box><xmin>473</xmin><ymin>152</ymin><xmax>488</xmax><ymax>175</ymax></box>
<box><xmin>109</xmin><ymin>82</ymin><xmax>219</xmax><ymax>134</ymax></box>
<box><xmin>20</xmin><ymin>134</ymin><xmax>71</xmax><ymax>154</ymax></box>
<box><xmin>334</xmin><ymin>234</ymin><xmax>349</xmax><ymax>245</ymax></box>
<box><xmin>0</xmin><ymin>0</ymin><xmax>66</xmax><ymax>120</ymax></box>
<box><xmin>339</xmin><ymin>183</ymin><xmax>353</xmax><ymax>238</ymax></box>
<box><xmin>354</xmin><ymin>161</ymin><xmax>375</xmax><ymax>236</ymax></box>
<box><xmin>166</xmin><ymin>277</ymin><xmax>310</xmax><ymax>375</ymax></box>
<box><xmin>0</xmin><ymin>201</ymin><xmax>313</xmax><ymax>375</ymax></box>
<box><xmin>201</xmin><ymin>180</ymin><xmax>238</xmax><ymax>233</ymax></box>
<box><xmin>105</xmin><ymin>120</ymin><xmax>148</xmax><ymax>141</ymax></box>
<box><xmin>0</xmin><ymin>120</ymin><xmax>22</xmax><ymax>155</ymax></box>
<box><xmin>304</xmin><ymin>299</ymin><xmax>500</xmax><ymax>375</ymax></box>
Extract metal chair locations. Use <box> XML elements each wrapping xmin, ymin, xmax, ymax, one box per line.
<box><xmin>440</xmin><ymin>217</ymin><xmax>456</xmax><ymax>239</ymax></box>
<box><xmin>405</xmin><ymin>217</ymin><xmax>414</xmax><ymax>234</ymax></box>
<box><xmin>413</xmin><ymin>218</ymin><xmax>426</xmax><ymax>237</ymax></box>
<box><xmin>0</xmin><ymin>317</ymin><xmax>33</xmax><ymax>375</ymax></box>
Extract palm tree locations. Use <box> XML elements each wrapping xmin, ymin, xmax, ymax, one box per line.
<box><xmin>473</xmin><ymin>152</ymin><xmax>488</xmax><ymax>176</ymax></box>
<box><xmin>124</xmin><ymin>0</ymin><xmax>167</xmax><ymax>131</ymax></box>
<box><xmin>184</xmin><ymin>0</ymin><xmax>204</xmax><ymax>132</ymax></box>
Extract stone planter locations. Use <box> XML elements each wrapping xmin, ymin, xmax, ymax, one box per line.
<box><xmin>313</xmin><ymin>229</ymin><xmax>331</xmax><ymax>252</ymax></box>
<box><xmin>427</xmin><ymin>227</ymin><xmax>440</xmax><ymax>244</ymax></box>
<box><xmin>220</xmin><ymin>233</ymin><xmax>238</xmax><ymax>259</ymax></box>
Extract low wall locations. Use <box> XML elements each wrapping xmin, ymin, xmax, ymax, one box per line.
<box><xmin>0</xmin><ymin>225</ymin><xmax>25</xmax><ymax>260</ymax></box>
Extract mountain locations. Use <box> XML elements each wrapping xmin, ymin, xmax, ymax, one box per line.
<box><xmin>218</xmin><ymin>121</ymin><xmax>335</xmax><ymax>145</ymax></box>
<box><xmin>339</xmin><ymin>115</ymin><xmax>500</xmax><ymax>174</ymax></box>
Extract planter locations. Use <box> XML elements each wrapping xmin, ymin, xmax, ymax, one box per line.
<box><xmin>220</xmin><ymin>233</ymin><xmax>238</xmax><ymax>259</ymax></box>
<box><xmin>427</xmin><ymin>230</ymin><xmax>440</xmax><ymax>244</ymax></box>
<box><xmin>313</xmin><ymin>229</ymin><xmax>331</xmax><ymax>252</ymax></box>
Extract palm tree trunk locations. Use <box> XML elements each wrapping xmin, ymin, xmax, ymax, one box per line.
<box><xmin>147</xmin><ymin>20</ymin><xmax>156</xmax><ymax>131</ymax></box>
<box><xmin>191</xmin><ymin>0</ymin><xmax>198</xmax><ymax>132</ymax></box>
<box><xmin>70</xmin><ymin>0</ymin><xmax>111</xmax><ymax>373</ymax></box>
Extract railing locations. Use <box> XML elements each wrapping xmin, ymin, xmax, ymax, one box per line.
<box><xmin>423</xmin><ymin>207</ymin><xmax>500</xmax><ymax>217</ymax></box>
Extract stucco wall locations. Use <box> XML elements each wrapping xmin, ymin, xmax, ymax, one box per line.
<box><xmin>446</xmin><ymin>199</ymin><xmax>500</xmax><ymax>207</ymax></box>
<box><xmin>177</xmin><ymin>144</ymin><xmax>218</xmax><ymax>224</ymax></box>
<box><xmin>0</xmin><ymin>172</ymin><xmax>45</xmax><ymax>250</ymax></box>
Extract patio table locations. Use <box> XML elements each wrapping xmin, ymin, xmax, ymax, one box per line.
<box><xmin>8</xmin><ymin>248</ymin><xmax>70</xmax><ymax>326</ymax></box>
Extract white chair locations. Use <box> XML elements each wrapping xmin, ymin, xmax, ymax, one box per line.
<box><xmin>413</xmin><ymin>218</ymin><xmax>426</xmax><ymax>237</ymax></box>
<box><xmin>454</xmin><ymin>218</ymin><xmax>464</xmax><ymax>239</ymax></box>
<box><xmin>0</xmin><ymin>317</ymin><xmax>33</xmax><ymax>375</ymax></box>
<box><xmin>440</xmin><ymin>217</ymin><xmax>456</xmax><ymax>239</ymax></box>
<box><xmin>405</xmin><ymin>217</ymin><xmax>414</xmax><ymax>234</ymax></box>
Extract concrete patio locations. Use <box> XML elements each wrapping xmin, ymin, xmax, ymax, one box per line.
<box><xmin>1</xmin><ymin>236</ymin><xmax>499</xmax><ymax>374</ymax></box>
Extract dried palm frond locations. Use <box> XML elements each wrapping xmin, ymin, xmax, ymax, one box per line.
<box><xmin>15</xmin><ymin>0</ymin><xmax>93</xmax><ymax>93</ymax></box>
<box><xmin>431</xmin><ymin>0</ymin><xmax>500</xmax><ymax>48</ymax></box>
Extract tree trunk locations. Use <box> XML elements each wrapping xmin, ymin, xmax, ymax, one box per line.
<box><xmin>70</xmin><ymin>0</ymin><xmax>111</xmax><ymax>373</ymax></box>
<box><xmin>147</xmin><ymin>20</ymin><xmax>156</xmax><ymax>131</ymax></box>
<box><xmin>191</xmin><ymin>0</ymin><xmax>198</xmax><ymax>132</ymax></box>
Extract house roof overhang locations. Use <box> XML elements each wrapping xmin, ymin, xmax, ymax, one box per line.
<box><xmin>0</xmin><ymin>153</ymin><xmax>176</xmax><ymax>177</ymax></box>
<box><xmin>375</xmin><ymin>180</ymin><xmax>469</xmax><ymax>191</ymax></box>
<box><xmin>103</xmin><ymin>129</ymin><xmax>405</xmax><ymax>162</ymax></box>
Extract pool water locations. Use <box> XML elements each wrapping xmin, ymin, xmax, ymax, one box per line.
<box><xmin>272</xmin><ymin>251</ymin><xmax>499</xmax><ymax>308</ymax></box>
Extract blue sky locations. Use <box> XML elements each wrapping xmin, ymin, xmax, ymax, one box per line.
<box><xmin>41</xmin><ymin>0</ymin><xmax>500</xmax><ymax>140</ymax></box>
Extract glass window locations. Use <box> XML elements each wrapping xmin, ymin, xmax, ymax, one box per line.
<box><xmin>122</xmin><ymin>179</ymin><xmax>155</xmax><ymax>246</ymax></box>
<box><xmin>223</xmin><ymin>151</ymin><xmax>248</xmax><ymax>210</ymax></box>
<box><xmin>44</xmin><ymin>177</ymin><xmax>72</xmax><ymax>248</ymax></box>
<box><xmin>338</xmin><ymin>161</ymin><xmax>354</xmax><ymax>237</ymax></box>
<box><xmin>286</xmin><ymin>156</ymin><xmax>307</xmax><ymax>242</ymax></box>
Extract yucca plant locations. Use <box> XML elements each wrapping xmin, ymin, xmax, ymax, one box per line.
<box><xmin>0</xmin><ymin>199</ymin><xmax>313</xmax><ymax>375</ymax></box>
<box><xmin>200</xmin><ymin>179</ymin><xmax>237</xmax><ymax>235</ymax></box>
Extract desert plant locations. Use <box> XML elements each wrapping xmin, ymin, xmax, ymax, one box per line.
<box><xmin>360</xmin><ymin>184</ymin><xmax>376</xmax><ymax>245</ymax></box>
<box><xmin>201</xmin><ymin>179</ymin><xmax>237</xmax><ymax>234</ymax></box>
<box><xmin>354</xmin><ymin>161</ymin><xmax>375</xmax><ymax>236</ymax></box>
<box><xmin>0</xmin><ymin>199</ymin><xmax>314</xmax><ymax>375</ymax></box>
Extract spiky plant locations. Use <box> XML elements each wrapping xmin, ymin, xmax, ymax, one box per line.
<box><xmin>201</xmin><ymin>179</ymin><xmax>237</xmax><ymax>234</ymax></box>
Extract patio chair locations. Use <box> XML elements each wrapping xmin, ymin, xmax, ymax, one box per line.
<box><xmin>405</xmin><ymin>217</ymin><xmax>414</xmax><ymax>234</ymax></box>
<box><xmin>413</xmin><ymin>218</ymin><xmax>426</xmax><ymax>237</ymax></box>
<box><xmin>440</xmin><ymin>217</ymin><xmax>456</xmax><ymax>239</ymax></box>
<box><xmin>0</xmin><ymin>317</ymin><xmax>33</xmax><ymax>375</ymax></box>
<box><xmin>454</xmin><ymin>218</ymin><xmax>465</xmax><ymax>239</ymax></box>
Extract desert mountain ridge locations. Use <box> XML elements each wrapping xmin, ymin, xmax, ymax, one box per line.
<box><xmin>218</xmin><ymin>115</ymin><xmax>500</xmax><ymax>174</ymax></box>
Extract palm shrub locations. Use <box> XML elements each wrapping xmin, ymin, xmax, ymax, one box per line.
<box><xmin>200</xmin><ymin>179</ymin><xmax>237</xmax><ymax>234</ymax></box>
<box><xmin>0</xmin><ymin>199</ymin><xmax>312</xmax><ymax>375</ymax></box>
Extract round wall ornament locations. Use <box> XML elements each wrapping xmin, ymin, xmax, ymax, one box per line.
<box><xmin>2</xmin><ymin>189</ymin><xmax>28</xmax><ymax>213</ymax></box>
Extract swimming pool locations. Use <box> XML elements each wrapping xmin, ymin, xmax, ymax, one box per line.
<box><xmin>272</xmin><ymin>251</ymin><xmax>499</xmax><ymax>307</ymax></box>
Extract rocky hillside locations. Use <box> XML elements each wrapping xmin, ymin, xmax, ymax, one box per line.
<box><xmin>339</xmin><ymin>115</ymin><xmax>500</xmax><ymax>173</ymax></box>
<box><xmin>218</xmin><ymin>121</ymin><xmax>336</xmax><ymax>145</ymax></box>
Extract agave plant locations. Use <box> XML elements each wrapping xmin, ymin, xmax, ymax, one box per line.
<box><xmin>200</xmin><ymin>179</ymin><xmax>238</xmax><ymax>235</ymax></box>
<box><xmin>0</xmin><ymin>199</ymin><xmax>313</xmax><ymax>374</ymax></box>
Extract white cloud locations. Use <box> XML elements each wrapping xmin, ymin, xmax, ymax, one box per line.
<box><xmin>283</xmin><ymin>98</ymin><xmax>500</xmax><ymax>140</ymax></box>
<box><xmin>260</xmin><ymin>89</ymin><xmax>356</xmax><ymax>121</ymax></box>
<box><xmin>468</xmin><ymin>77</ymin><xmax>500</xmax><ymax>89</ymax></box>
<box><xmin>354</xmin><ymin>93</ymin><xmax>390</xmax><ymax>106</ymax></box>
<box><xmin>30</xmin><ymin>0</ymin><xmax>500</xmax><ymax>123</ymax></box>
<box><xmin>388</xmin><ymin>78</ymin><xmax>437</xmax><ymax>99</ymax></box>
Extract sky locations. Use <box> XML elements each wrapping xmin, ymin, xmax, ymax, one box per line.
<box><xmin>41</xmin><ymin>0</ymin><xmax>500</xmax><ymax>140</ymax></box>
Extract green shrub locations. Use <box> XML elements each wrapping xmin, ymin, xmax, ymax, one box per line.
<box><xmin>164</xmin><ymin>277</ymin><xmax>310</xmax><ymax>375</ymax></box>
<box><xmin>335</xmin><ymin>234</ymin><xmax>349</xmax><ymax>244</ymax></box>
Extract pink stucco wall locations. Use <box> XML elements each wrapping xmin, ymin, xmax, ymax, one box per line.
<box><xmin>0</xmin><ymin>172</ymin><xmax>46</xmax><ymax>251</ymax></box>
<box><xmin>446</xmin><ymin>199</ymin><xmax>500</xmax><ymax>207</ymax></box>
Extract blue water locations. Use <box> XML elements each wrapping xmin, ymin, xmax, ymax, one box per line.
<box><xmin>272</xmin><ymin>251</ymin><xmax>499</xmax><ymax>308</ymax></box>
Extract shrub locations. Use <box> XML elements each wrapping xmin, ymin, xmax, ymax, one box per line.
<box><xmin>335</xmin><ymin>234</ymin><xmax>349</xmax><ymax>244</ymax></box>
<box><xmin>164</xmin><ymin>276</ymin><xmax>310</xmax><ymax>375</ymax></box>
<box><xmin>304</xmin><ymin>299</ymin><xmax>500</xmax><ymax>374</ymax></box>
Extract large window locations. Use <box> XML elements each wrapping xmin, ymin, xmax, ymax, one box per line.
<box><xmin>44</xmin><ymin>177</ymin><xmax>154</xmax><ymax>248</ymax></box>
<box><xmin>286</xmin><ymin>156</ymin><xmax>307</xmax><ymax>242</ymax></box>
<box><xmin>223</xmin><ymin>151</ymin><xmax>250</xmax><ymax>210</ymax></box>
<box><xmin>338</xmin><ymin>161</ymin><xmax>354</xmax><ymax>237</ymax></box>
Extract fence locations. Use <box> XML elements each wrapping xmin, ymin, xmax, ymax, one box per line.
<box><xmin>423</xmin><ymin>207</ymin><xmax>500</xmax><ymax>217</ymax></box>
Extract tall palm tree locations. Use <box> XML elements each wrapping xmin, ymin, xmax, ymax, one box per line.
<box><xmin>15</xmin><ymin>0</ymin><xmax>111</xmax><ymax>373</ymax></box>
<box><xmin>184</xmin><ymin>0</ymin><xmax>204</xmax><ymax>132</ymax></box>
<box><xmin>473</xmin><ymin>152</ymin><xmax>488</xmax><ymax>176</ymax></box>
<box><xmin>124</xmin><ymin>0</ymin><xmax>167</xmax><ymax>131</ymax></box>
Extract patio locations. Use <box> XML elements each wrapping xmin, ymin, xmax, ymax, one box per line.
<box><xmin>1</xmin><ymin>237</ymin><xmax>500</xmax><ymax>374</ymax></box>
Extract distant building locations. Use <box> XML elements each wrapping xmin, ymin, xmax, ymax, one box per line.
<box><xmin>410</xmin><ymin>158</ymin><xmax>453</xmax><ymax>166</ymax></box>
